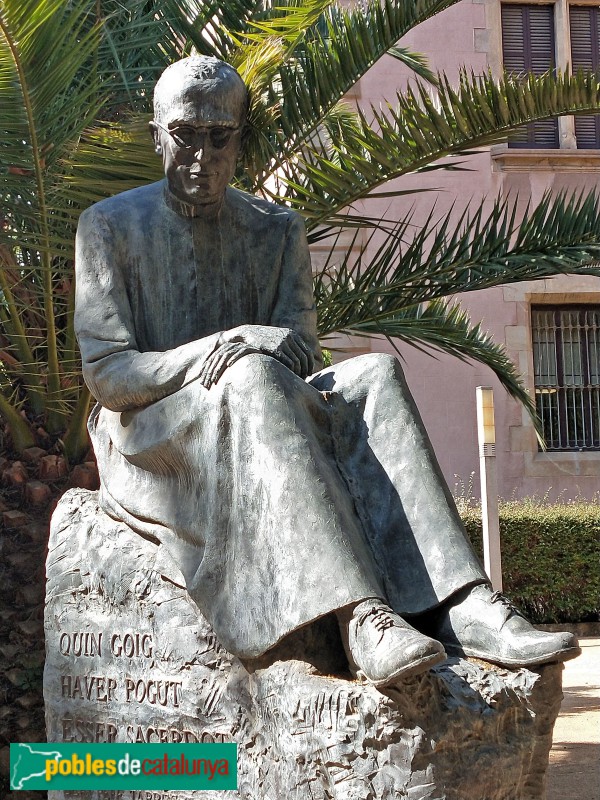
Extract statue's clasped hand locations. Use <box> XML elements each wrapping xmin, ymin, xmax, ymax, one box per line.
<box><xmin>198</xmin><ymin>325</ymin><xmax>314</xmax><ymax>388</ymax></box>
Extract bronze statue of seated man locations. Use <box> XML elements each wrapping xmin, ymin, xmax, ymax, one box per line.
<box><xmin>74</xmin><ymin>56</ymin><xmax>579</xmax><ymax>687</ymax></box>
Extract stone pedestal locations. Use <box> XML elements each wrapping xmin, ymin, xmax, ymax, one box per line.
<box><xmin>45</xmin><ymin>489</ymin><xmax>564</xmax><ymax>800</ymax></box>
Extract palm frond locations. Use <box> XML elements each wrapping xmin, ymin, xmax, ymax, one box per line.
<box><xmin>265</xmin><ymin>0</ymin><xmax>459</xmax><ymax>150</ymax></box>
<box><xmin>314</xmin><ymin>191</ymin><xmax>600</xmax><ymax>338</ymax></box>
<box><xmin>328</xmin><ymin>298</ymin><xmax>542</xmax><ymax>437</ymax></box>
<box><xmin>95</xmin><ymin>0</ymin><xmax>180</xmax><ymax>109</ymax></box>
<box><xmin>388</xmin><ymin>46</ymin><xmax>438</xmax><ymax>85</ymax></box>
<box><xmin>349</xmin><ymin>300</ymin><xmax>536</xmax><ymax>415</ymax></box>
<box><xmin>57</xmin><ymin>119</ymin><xmax>163</xmax><ymax>231</ymax></box>
<box><xmin>0</xmin><ymin>0</ymin><xmax>106</xmax><ymax>424</ymax></box>
<box><xmin>276</xmin><ymin>69</ymin><xmax>600</xmax><ymax>225</ymax></box>
<box><xmin>238</xmin><ymin>0</ymin><xmax>333</xmax><ymax>46</ymax></box>
<box><xmin>158</xmin><ymin>0</ymin><xmax>266</xmax><ymax>61</ymax></box>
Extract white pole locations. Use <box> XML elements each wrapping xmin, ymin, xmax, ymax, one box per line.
<box><xmin>476</xmin><ymin>386</ymin><xmax>503</xmax><ymax>592</ymax></box>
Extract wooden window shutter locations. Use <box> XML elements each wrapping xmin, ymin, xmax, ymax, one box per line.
<box><xmin>501</xmin><ymin>4</ymin><xmax>559</xmax><ymax>148</ymax></box>
<box><xmin>570</xmin><ymin>5</ymin><xmax>600</xmax><ymax>148</ymax></box>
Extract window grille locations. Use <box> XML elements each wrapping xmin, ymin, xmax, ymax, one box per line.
<box><xmin>532</xmin><ymin>306</ymin><xmax>600</xmax><ymax>450</ymax></box>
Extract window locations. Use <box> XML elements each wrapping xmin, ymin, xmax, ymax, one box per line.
<box><xmin>570</xmin><ymin>6</ymin><xmax>600</xmax><ymax>147</ymax></box>
<box><xmin>501</xmin><ymin>4</ymin><xmax>559</xmax><ymax>147</ymax></box>
<box><xmin>501</xmin><ymin>2</ymin><xmax>600</xmax><ymax>149</ymax></box>
<box><xmin>532</xmin><ymin>306</ymin><xmax>600</xmax><ymax>450</ymax></box>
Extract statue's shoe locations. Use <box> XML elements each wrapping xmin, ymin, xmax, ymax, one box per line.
<box><xmin>428</xmin><ymin>584</ymin><xmax>581</xmax><ymax>667</ymax></box>
<box><xmin>347</xmin><ymin>601</ymin><xmax>446</xmax><ymax>686</ymax></box>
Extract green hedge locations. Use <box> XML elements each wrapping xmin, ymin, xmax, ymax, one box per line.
<box><xmin>460</xmin><ymin>501</ymin><xmax>600</xmax><ymax>624</ymax></box>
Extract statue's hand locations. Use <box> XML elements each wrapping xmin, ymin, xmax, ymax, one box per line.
<box><xmin>223</xmin><ymin>325</ymin><xmax>314</xmax><ymax>378</ymax></box>
<box><xmin>198</xmin><ymin>342</ymin><xmax>258</xmax><ymax>388</ymax></box>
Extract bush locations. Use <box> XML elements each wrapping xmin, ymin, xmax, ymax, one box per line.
<box><xmin>460</xmin><ymin>500</ymin><xmax>600</xmax><ymax>624</ymax></box>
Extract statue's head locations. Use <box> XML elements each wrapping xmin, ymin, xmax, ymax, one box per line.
<box><xmin>150</xmin><ymin>57</ymin><xmax>249</xmax><ymax>212</ymax></box>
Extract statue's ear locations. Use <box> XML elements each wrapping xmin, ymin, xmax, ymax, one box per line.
<box><xmin>149</xmin><ymin>121</ymin><xmax>162</xmax><ymax>155</ymax></box>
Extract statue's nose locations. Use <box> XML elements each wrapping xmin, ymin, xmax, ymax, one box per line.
<box><xmin>193</xmin><ymin>132</ymin><xmax>211</xmax><ymax>162</ymax></box>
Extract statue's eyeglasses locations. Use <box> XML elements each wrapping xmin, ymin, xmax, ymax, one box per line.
<box><xmin>153</xmin><ymin>120</ymin><xmax>241</xmax><ymax>150</ymax></box>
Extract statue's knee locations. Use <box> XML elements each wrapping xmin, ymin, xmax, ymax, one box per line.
<box><xmin>319</xmin><ymin>352</ymin><xmax>403</xmax><ymax>396</ymax></box>
<box><xmin>357</xmin><ymin>352</ymin><xmax>401</xmax><ymax>385</ymax></box>
<box><xmin>223</xmin><ymin>352</ymin><xmax>286</xmax><ymax>386</ymax></box>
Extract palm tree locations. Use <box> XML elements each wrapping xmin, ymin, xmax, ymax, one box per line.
<box><xmin>2</xmin><ymin>0</ymin><xmax>600</xmax><ymax>460</ymax></box>
<box><xmin>0</xmin><ymin>0</ymin><xmax>176</xmax><ymax>458</ymax></box>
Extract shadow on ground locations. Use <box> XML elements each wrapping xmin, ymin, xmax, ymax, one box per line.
<box><xmin>547</xmin><ymin>742</ymin><xmax>600</xmax><ymax>800</ymax></box>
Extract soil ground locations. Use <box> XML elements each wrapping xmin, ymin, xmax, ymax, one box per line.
<box><xmin>0</xmin><ymin>444</ymin><xmax>96</xmax><ymax>800</ymax></box>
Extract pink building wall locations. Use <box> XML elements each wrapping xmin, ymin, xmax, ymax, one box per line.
<box><xmin>322</xmin><ymin>0</ymin><xmax>600</xmax><ymax>501</ymax></box>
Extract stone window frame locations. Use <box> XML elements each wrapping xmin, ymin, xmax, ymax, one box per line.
<box><xmin>501</xmin><ymin>280</ymin><xmax>600</xmax><ymax>476</ymax></box>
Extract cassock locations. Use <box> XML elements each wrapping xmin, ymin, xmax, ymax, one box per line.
<box><xmin>75</xmin><ymin>179</ymin><xmax>486</xmax><ymax>658</ymax></box>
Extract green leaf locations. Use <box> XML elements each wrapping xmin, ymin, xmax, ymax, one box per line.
<box><xmin>388</xmin><ymin>46</ymin><xmax>438</xmax><ymax>85</ymax></box>
<box><xmin>329</xmin><ymin>298</ymin><xmax>542</xmax><ymax>437</ymax></box>
<box><xmin>274</xmin><ymin>69</ymin><xmax>600</xmax><ymax>225</ymax></box>
<box><xmin>314</xmin><ymin>192</ymin><xmax>600</xmax><ymax>341</ymax></box>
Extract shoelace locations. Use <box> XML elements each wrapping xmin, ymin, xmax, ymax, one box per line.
<box><xmin>355</xmin><ymin>606</ymin><xmax>397</xmax><ymax>644</ymax></box>
<box><xmin>490</xmin><ymin>591</ymin><xmax>520</xmax><ymax>617</ymax></box>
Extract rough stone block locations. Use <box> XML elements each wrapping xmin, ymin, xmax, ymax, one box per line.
<box><xmin>45</xmin><ymin>489</ymin><xmax>564</xmax><ymax>800</ymax></box>
<box><xmin>2</xmin><ymin>508</ymin><xmax>29</xmax><ymax>529</ymax></box>
<box><xmin>38</xmin><ymin>454</ymin><xmax>68</xmax><ymax>481</ymax></box>
<box><xmin>2</xmin><ymin>461</ymin><xmax>28</xmax><ymax>487</ymax></box>
<box><xmin>70</xmin><ymin>461</ymin><xmax>100</xmax><ymax>490</ymax></box>
<box><xmin>25</xmin><ymin>479</ymin><xmax>52</xmax><ymax>505</ymax></box>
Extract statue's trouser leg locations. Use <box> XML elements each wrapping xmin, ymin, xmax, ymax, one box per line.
<box><xmin>92</xmin><ymin>353</ymin><xmax>385</xmax><ymax>658</ymax></box>
<box><xmin>309</xmin><ymin>353</ymin><xmax>487</xmax><ymax>616</ymax></box>
<box><xmin>92</xmin><ymin>351</ymin><xmax>485</xmax><ymax>656</ymax></box>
